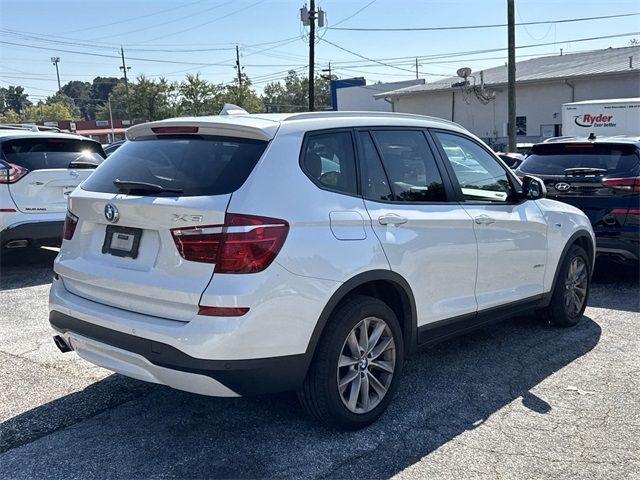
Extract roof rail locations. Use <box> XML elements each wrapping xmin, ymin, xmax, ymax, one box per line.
<box><xmin>0</xmin><ymin>123</ymin><xmax>62</xmax><ymax>132</ymax></box>
<box><xmin>279</xmin><ymin>110</ymin><xmax>465</xmax><ymax>129</ymax></box>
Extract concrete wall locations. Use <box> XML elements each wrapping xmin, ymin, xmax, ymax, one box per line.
<box><xmin>392</xmin><ymin>73</ymin><xmax>639</xmax><ymax>149</ymax></box>
<box><xmin>336</xmin><ymin>79</ymin><xmax>424</xmax><ymax>111</ymax></box>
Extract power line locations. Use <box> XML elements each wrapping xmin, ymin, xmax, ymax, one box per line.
<box><xmin>90</xmin><ymin>1</ymin><xmax>235</xmax><ymax>42</ymax></box>
<box><xmin>328</xmin><ymin>12</ymin><xmax>640</xmax><ymax>31</ymax></box>
<box><xmin>59</xmin><ymin>0</ymin><xmax>208</xmax><ymax>35</ymax></box>
<box><xmin>320</xmin><ymin>37</ymin><xmax>451</xmax><ymax>77</ymax></box>
<box><xmin>140</xmin><ymin>0</ymin><xmax>268</xmax><ymax>44</ymax></box>
<box><xmin>330</xmin><ymin>0</ymin><xmax>378</xmax><ymax>28</ymax></box>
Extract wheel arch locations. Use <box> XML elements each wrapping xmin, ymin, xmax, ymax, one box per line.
<box><xmin>549</xmin><ymin>229</ymin><xmax>595</xmax><ymax>298</ymax></box>
<box><xmin>302</xmin><ymin>270</ymin><xmax>418</xmax><ymax>374</ymax></box>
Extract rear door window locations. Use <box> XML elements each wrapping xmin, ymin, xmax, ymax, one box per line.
<box><xmin>370</xmin><ymin>130</ymin><xmax>447</xmax><ymax>202</ymax></box>
<box><xmin>301</xmin><ymin>131</ymin><xmax>358</xmax><ymax>195</ymax></box>
<box><xmin>521</xmin><ymin>143</ymin><xmax>640</xmax><ymax>176</ymax></box>
<box><xmin>81</xmin><ymin>135</ymin><xmax>268</xmax><ymax>197</ymax></box>
<box><xmin>1</xmin><ymin>137</ymin><xmax>105</xmax><ymax>170</ymax></box>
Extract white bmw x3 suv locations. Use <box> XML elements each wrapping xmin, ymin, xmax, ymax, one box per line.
<box><xmin>50</xmin><ymin>109</ymin><xmax>595</xmax><ymax>429</ymax></box>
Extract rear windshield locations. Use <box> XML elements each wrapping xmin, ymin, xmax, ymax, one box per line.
<box><xmin>81</xmin><ymin>135</ymin><xmax>269</xmax><ymax>197</ymax></box>
<box><xmin>521</xmin><ymin>143</ymin><xmax>640</xmax><ymax>176</ymax></box>
<box><xmin>1</xmin><ymin>137</ymin><xmax>105</xmax><ymax>171</ymax></box>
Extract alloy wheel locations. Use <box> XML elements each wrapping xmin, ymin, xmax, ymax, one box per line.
<box><xmin>564</xmin><ymin>256</ymin><xmax>588</xmax><ymax>317</ymax></box>
<box><xmin>336</xmin><ymin>316</ymin><xmax>396</xmax><ymax>414</ymax></box>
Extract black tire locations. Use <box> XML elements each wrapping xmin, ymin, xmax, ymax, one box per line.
<box><xmin>540</xmin><ymin>244</ymin><xmax>591</xmax><ymax>327</ymax></box>
<box><xmin>297</xmin><ymin>295</ymin><xmax>404</xmax><ymax>430</ymax></box>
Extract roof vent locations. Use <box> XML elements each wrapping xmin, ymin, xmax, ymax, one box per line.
<box><xmin>220</xmin><ymin>104</ymin><xmax>249</xmax><ymax>116</ymax></box>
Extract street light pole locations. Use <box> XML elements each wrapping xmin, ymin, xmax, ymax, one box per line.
<box><xmin>51</xmin><ymin>57</ymin><xmax>61</xmax><ymax>91</ymax></box>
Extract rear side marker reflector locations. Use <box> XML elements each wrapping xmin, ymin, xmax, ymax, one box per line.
<box><xmin>198</xmin><ymin>306</ymin><xmax>249</xmax><ymax>317</ymax></box>
<box><xmin>151</xmin><ymin>126</ymin><xmax>199</xmax><ymax>134</ymax></box>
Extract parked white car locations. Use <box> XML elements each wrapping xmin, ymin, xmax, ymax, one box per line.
<box><xmin>49</xmin><ymin>110</ymin><xmax>595</xmax><ymax>429</ymax></box>
<box><xmin>0</xmin><ymin>130</ymin><xmax>105</xmax><ymax>250</ymax></box>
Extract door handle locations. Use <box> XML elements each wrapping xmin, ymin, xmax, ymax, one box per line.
<box><xmin>474</xmin><ymin>214</ymin><xmax>495</xmax><ymax>225</ymax></box>
<box><xmin>378</xmin><ymin>213</ymin><xmax>408</xmax><ymax>226</ymax></box>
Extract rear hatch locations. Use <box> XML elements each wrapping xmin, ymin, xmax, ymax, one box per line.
<box><xmin>519</xmin><ymin>142</ymin><xmax>640</xmax><ymax>228</ymax></box>
<box><xmin>2</xmin><ymin>136</ymin><xmax>104</xmax><ymax>214</ymax></box>
<box><xmin>55</xmin><ymin>130</ymin><xmax>270</xmax><ymax>321</ymax></box>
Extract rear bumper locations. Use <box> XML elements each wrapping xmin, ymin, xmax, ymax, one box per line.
<box><xmin>1</xmin><ymin>220</ymin><xmax>63</xmax><ymax>248</ymax></box>
<box><xmin>595</xmin><ymin>230</ymin><xmax>640</xmax><ymax>262</ymax></box>
<box><xmin>50</xmin><ymin>310</ymin><xmax>309</xmax><ymax>396</ymax></box>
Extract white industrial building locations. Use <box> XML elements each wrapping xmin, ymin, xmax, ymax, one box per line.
<box><xmin>375</xmin><ymin>46</ymin><xmax>640</xmax><ymax>149</ymax></box>
<box><xmin>335</xmin><ymin>79</ymin><xmax>424</xmax><ymax>111</ymax></box>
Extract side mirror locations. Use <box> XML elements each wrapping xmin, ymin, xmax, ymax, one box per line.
<box><xmin>521</xmin><ymin>175</ymin><xmax>546</xmax><ymax>200</ymax></box>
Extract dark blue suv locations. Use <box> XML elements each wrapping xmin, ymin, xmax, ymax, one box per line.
<box><xmin>516</xmin><ymin>137</ymin><xmax>639</xmax><ymax>264</ymax></box>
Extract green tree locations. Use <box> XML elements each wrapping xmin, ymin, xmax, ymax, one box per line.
<box><xmin>131</xmin><ymin>75</ymin><xmax>172</xmax><ymax>121</ymax></box>
<box><xmin>0</xmin><ymin>109</ymin><xmax>21</xmax><ymax>123</ymax></box>
<box><xmin>261</xmin><ymin>71</ymin><xmax>332</xmax><ymax>112</ymax></box>
<box><xmin>23</xmin><ymin>101</ymin><xmax>78</xmax><ymax>122</ymax></box>
<box><xmin>94</xmin><ymin>82</ymin><xmax>128</xmax><ymax>121</ymax></box>
<box><xmin>179</xmin><ymin>73</ymin><xmax>218</xmax><ymax>116</ymax></box>
<box><xmin>60</xmin><ymin>80</ymin><xmax>92</xmax><ymax>119</ymax></box>
<box><xmin>46</xmin><ymin>92</ymin><xmax>81</xmax><ymax>119</ymax></box>
<box><xmin>1</xmin><ymin>85</ymin><xmax>31</xmax><ymax>113</ymax></box>
<box><xmin>220</xmin><ymin>74</ymin><xmax>263</xmax><ymax>113</ymax></box>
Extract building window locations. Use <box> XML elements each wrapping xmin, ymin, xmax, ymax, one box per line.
<box><xmin>516</xmin><ymin>116</ymin><xmax>527</xmax><ymax>136</ymax></box>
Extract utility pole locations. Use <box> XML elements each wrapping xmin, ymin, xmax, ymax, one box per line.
<box><xmin>235</xmin><ymin>45</ymin><xmax>243</xmax><ymax>88</ymax></box>
<box><xmin>119</xmin><ymin>47</ymin><xmax>132</xmax><ymax>124</ymax></box>
<box><xmin>415</xmin><ymin>58</ymin><xmax>419</xmax><ymax>80</ymax></box>
<box><xmin>507</xmin><ymin>0</ymin><xmax>516</xmax><ymax>152</ymax></box>
<box><xmin>108</xmin><ymin>96</ymin><xmax>115</xmax><ymax>143</ymax></box>
<box><xmin>51</xmin><ymin>57</ymin><xmax>61</xmax><ymax>91</ymax></box>
<box><xmin>308</xmin><ymin>0</ymin><xmax>316</xmax><ymax>111</ymax></box>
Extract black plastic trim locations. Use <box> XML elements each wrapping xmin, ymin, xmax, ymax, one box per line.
<box><xmin>49</xmin><ymin>311</ymin><xmax>309</xmax><ymax>396</ymax></box>
<box><xmin>549</xmin><ymin>230</ymin><xmax>596</xmax><ymax>295</ymax></box>
<box><xmin>303</xmin><ymin>270</ymin><xmax>419</xmax><ymax>360</ymax></box>
<box><xmin>1</xmin><ymin>220</ymin><xmax>63</xmax><ymax>248</ymax></box>
<box><xmin>417</xmin><ymin>294</ymin><xmax>548</xmax><ymax>346</ymax></box>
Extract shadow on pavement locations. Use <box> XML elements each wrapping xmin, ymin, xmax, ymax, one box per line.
<box><xmin>0</xmin><ymin>313</ymin><xmax>602</xmax><ymax>479</ymax></box>
<box><xmin>590</xmin><ymin>258</ymin><xmax>639</xmax><ymax>313</ymax></box>
<box><xmin>0</xmin><ymin>247</ymin><xmax>57</xmax><ymax>290</ymax></box>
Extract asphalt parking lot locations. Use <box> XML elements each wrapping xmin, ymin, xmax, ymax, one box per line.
<box><xmin>0</xmin><ymin>248</ymin><xmax>638</xmax><ymax>480</ymax></box>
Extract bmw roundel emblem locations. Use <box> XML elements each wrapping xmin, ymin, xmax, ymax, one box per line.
<box><xmin>104</xmin><ymin>203</ymin><xmax>119</xmax><ymax>223</ymax></box>
<box><xmin>554</xmin><ymin>182</ymin><xmax>571</xmax><ymax>192</ymax></box>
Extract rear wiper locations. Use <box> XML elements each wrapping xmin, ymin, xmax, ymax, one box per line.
<box><xmin>564</xmin><ymin>167</ymin><xmax>607</xmax><ymax>174</ymax></box>
<box><xmin>113</xmin><ymin>179</ymin><xmax>183</xmax><ymax>194</ymax></box>
<box><xmin>68</xmin><ymin>161</ymin><xmax>99</xmax><ymax>169</ymax></box>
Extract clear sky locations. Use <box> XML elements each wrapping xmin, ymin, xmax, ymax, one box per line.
<box><xmin>1</xmin><ymin>0</ymin><xmax>639</xmax><ymax>102</ymax></box>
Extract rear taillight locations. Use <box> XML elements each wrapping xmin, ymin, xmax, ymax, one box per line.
<box><xmin>171</xmin><ymin>213</ymin><xmax>289</xmax><ymax>273</ymax></box>
<box><xmin>602</xmin><ymin>176</ymin><xmax>640</xmax><ymax>192</ymax></box>
<box><xmin>63</xmin><ymin>211</ymin><xmax>78</xmax><ymax>240</ymax></box>
<box><xmin>0</xmin><ymin>163</ymin><xmax>29</xmax><ymax>184</ymax></box>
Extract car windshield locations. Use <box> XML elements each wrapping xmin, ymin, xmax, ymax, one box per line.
<box><xmin>520</xmin><ymin>143</ymin><xmax>640</xmax><ymax>176</ymax></box>
<box><xmin>2</xmin><ymin>137</ymin><xmax>105</xmax><ymax>170</ymax></box>
<box><xmin>81</xmin><ymin>135</ymin><xmax>268</xmax><ymax>197</ymax></box>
